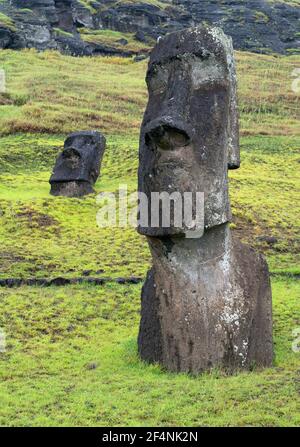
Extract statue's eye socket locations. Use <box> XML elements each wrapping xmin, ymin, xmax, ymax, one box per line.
<box><xmin>147</xmin><ymin>67</ymin><xmax>168</xmax><ymax>95</ymax></box>
<box><xmin>63</xmin><ymin>148</ymin><xmax>81</xmax><ymax>168</ymax></box>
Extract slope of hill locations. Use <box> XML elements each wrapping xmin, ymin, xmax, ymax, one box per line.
<box><xmin>0</xmin><ymin>0</ymin><xmax>299</xmax><ymax>56</ymax></box>
<box><xmin>0</xmin><ymin>48</ymin><xmax>299</xmax><ymax>278</ymax></box>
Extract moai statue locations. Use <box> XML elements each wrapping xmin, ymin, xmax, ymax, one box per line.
<box><xmin>137</xmin><ymin>26</ymin><xmax>273</xmax><ymax>374</ymax></box>
<box><xmin>50</xmin><ymin>131</ymin><xmax>106</xmax><ymax>197</ymax></box>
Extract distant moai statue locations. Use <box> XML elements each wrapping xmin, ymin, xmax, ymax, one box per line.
<box><xmin>0</xmin><ymin>69</ymin><xmax>6</xmax><ymax>93</ymax></box>
<box><xmin>50</xmin><ymin>131</ymin><xmax>106</xmax><ymax>197</ymax></box>
<box><xmin>137</xmin><ymin>26</ymin><xmax>273</xmax><ymax>374</ymax></box>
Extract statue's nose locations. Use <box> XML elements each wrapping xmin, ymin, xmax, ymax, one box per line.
<box><xmin>145</xmin><ymin>124</ymin><xmax>191</xmax><ymax>151</ymax></box>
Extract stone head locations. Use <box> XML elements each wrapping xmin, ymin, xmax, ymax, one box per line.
<box><xmin>138</xmin><ymin>26</ymin><xmax>240</xmax><ymax>237</ymax></box>
<box><xmin>50</xmin><ymin>131</ymin><xmax>106</xmax><ymax>197</ymax></box>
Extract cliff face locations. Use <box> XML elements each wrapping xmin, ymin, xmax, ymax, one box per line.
<box><xmin>0</xmin><ymin>1</ymin><xmax>299</xmax><ymax>56</ymax></box>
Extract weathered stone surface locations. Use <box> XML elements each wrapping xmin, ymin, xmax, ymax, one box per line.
<box><xmin>139</xmin><ymin>225</ymin><xmax>273</xmax><ymax>373</ymax></box>
<box><xmin>0</xmin><ymin>27</ymin><xmax>14</xmax><ymax>49</ymax></box>
<box><xmin>135</xmin><ymin>30</ymin><xmax>148</xmax><ymax>43</ymax></box>
<box><xmin>50</xmin><ymin>130</ymin><xmax>106</xmax><ymax>197</ymax></box>
<box><xmin>137</xmin><ymin>26</ymin><xmax>273</xmax><ymax>373</ymax></box>
<box><xmin>138</xmin><ymin>26</ymin><xmax>239</xmax><ymax>237</ymax></box>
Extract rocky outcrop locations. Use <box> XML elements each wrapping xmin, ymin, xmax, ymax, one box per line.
<box><xmin>0</xmin><ymin>1</ymin><xmax>299</xmax><ymax>56</ymax></box>
<box><xmin>173</xmin><ymin>0</ymin><xmax>300</xmax><ymax>54</ymax></box>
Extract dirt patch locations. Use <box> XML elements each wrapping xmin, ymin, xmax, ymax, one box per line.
<box><xmin>16</xmin><ymin>207</ymin><xmax>60</xmax><ymax>231</ymax></box>
<box><xmin>232</xmin><ymin>215</ymin><xmax>257</xmax><ymax>243</ymax></box>
<box><xmin>0</xmin><ymin>276</ymin><xmax>144</xmax><ymax>287</ymax></box>
<box><xmin>0</xmin><ymin>252</ymin><xmax>27</xmax><ymax>263</ymax></box>
<box><xmin>232</xmin><ymin>214</ymin><xmax>278</xmax><ymax>254</ymax></box>
<box><xmin>0</xmin><ymin>94</ymin><xmax>14</xmax><ymax>106</ymax></box>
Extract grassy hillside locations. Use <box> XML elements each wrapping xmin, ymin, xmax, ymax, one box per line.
<box><xmin>0</xmin><ymin>49</ymin><xmax>299</xmax><ymax>277</ymax></box>
<box><xmin>0</xmin><ymin>48</ymin><xmax>299</xmax><ymax>426</ymax></box>
<box><xmin>0</xmin><ymin>49</ymin><xmax>298</xmax><ymax>136</ymax></box>
<box><xmin>0</xmin><ymin>278</ymin><xmax>299</xmax><ymax>426</ymax></box>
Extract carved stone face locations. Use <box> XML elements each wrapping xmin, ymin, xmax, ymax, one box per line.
<box><xmin>138</xmin><ymin>26</ymin><xmax>240</xmax><ymax>237</ymax></box>
<box><xmin>50</xmin><ymin>131</ymin><xmax>106</xmax><ymax>197</ymax></box>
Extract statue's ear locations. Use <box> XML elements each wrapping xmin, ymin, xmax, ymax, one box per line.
<box><xmin>228</xmin><ymin>100</ymin><xmax>240</xmax><ymax>170</ymax></box>
<box><xmin>227</xmin><ymin>38</ymin><xmax>240</xmax><ymax>170</ymax></box>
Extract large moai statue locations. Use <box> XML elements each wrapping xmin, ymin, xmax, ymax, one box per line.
<box><xmin>137</xmin><ymin>27</ymin><xmax>273</xmax><ymax>374</ymax></box>
<box><xmin>50</xmin><ymin>131</ymin><xmax>106</xmax><ymax>197</ymax></box>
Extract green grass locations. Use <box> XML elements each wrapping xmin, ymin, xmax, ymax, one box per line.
<box><xmin>0</xmin><ymin>49</ymin><xmax>146</xmax><ymax>135</ymax></box>
<box><xmin>0</xmin><ymin>12</ymin><xmax>16</xmax><ymax>31</ymax></box>
<box><xmin>254</xmin><ymin>11</ymin><xmax>270</xmax><ymax>23</ymax></box>
<box><xmin>0</xmin><ymin>133</ymin><xmax>298</xmax><ymax>279</ymax></box>
<box><xmin>0</xmin><ymin>48</ymin><xmax>299</xmax><ymax>426</ymax></box>
<box><xmin>267</xmin><ymin>0</ymin><xmax>300</xmax><ymax>6</ymax></box>
<box><xmin>53</xmin><ymin>28</ymin><xmax>74</xmax><ymax>38</ymax></box>
<box><xmin>98</xmin><ymin>0</ymin><xmax>168</xmax><ymax>10</ymax></box>
<box><xmin>0</xmin><ymin>277</ymin><xmax>299</xmax><ymax>426</ymax></box>
<box><xmin>0</xmin><ymin>133</ymin><xmax>149</xmax><ymax>279</ymax></box>
<box><xmin>79</xmin><ymin>28</ymin><xmax>153</xmax><ymax>53</ymax></box>
<box><xmin>78</xmin><ymin>0</ymin><xmax>98</xmax><ymax>14</ymax></box>
<box><xmin>0</xmin><ymin>49</ymin><xmax>298</xmax><ymax>136</ymax></box>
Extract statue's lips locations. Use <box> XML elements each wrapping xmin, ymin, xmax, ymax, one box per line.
<box><xmin>145</xmin><ymin>162</ymin><xmax>194</xmax><ymax>196</ymax></box>
<box><xmin>154</xmin><ymin>159</ymin><xmax>193</xmax><ymax>173</ymax></box>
